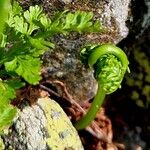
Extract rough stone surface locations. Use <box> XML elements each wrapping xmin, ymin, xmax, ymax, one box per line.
<box><xmin>60</xmin><ymin>0</ymin><xmax>72</xmax><ymax>4</ymax></box>
<box><xmin>141</xmin><ymin>1</ymin><xmax>150</xmax><ymax>32</ymax></box>
<box><xmin>125</xmin><ymin>0</ymin><xmax>150</xmax><ymax>39</ymax></box>
<box><xmin>96</xmin><ymin>0</ymin><xmax>130</xmax><ymax>42</ymax></box>
<box><xmin>18</xmin><ymin>0</ymin><xmax>131</xmax><ymax>101</ymax></box>
<box><xmin>2</xmin><ymin>97</ymin><xmax>83</xmax><ymax>150</ymax></box>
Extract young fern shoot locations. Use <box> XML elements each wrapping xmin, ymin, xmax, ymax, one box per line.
<box><xmin>74</xmin><ymin>44</ymin><xmax>129</xmax><ymax>130</ymax></box>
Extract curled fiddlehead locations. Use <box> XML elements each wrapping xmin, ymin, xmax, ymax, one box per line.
<box><xmin>75</xmin><ymin>44</ymin><xmax>129</xmax><ymax>130</ymax></box>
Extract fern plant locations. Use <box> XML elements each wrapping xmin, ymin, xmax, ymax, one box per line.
<box><xmin>75</xmin><ymin>44</ymin><xmax>129</xmax><ymax>130</ymax></box>
<box><xmin>0</xmin><ymin>1</ymin><xmax>102</xmax><ymax>133</ymax></box>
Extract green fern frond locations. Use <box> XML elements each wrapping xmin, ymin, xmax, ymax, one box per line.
<box><xmin>0</xmin><ymin>2</ymin><xmax>103</xmax><ymax>133</ymax></box>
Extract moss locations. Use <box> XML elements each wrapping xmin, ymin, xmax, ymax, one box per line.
<box><xmin>131</xmin><ymin>91</ymin><xmax>139</xmax><ymax>100</ymax></box>
<box><xmin>126</xmin><ymin>47</ymin><xmax>150</xmax><ymax>108</ymax></box>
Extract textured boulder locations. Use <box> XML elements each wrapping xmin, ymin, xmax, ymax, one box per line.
<box><xmin>128</xmin><ymin>0</ymin><xmax>150</xmax><ymax>38</ymax></box>
<box><xmin>2</xmin><ymin>97</ymin><xmax>83</xmax><ymax>150</ymax></box>
<box><xmin>18</xmin><ymin>0</ymin><xmax>131</xmax><ymax>102</ymax></box>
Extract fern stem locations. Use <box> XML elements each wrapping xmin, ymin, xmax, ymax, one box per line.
<box><xmin>74</xmin><ymin>83</ymin><xmax>106</xmax><ymax>130</ymax></box>
<box><xmin>75</xmin><ymin>44</ymin><xmax>129</xmax><ymax>130</ymax></box>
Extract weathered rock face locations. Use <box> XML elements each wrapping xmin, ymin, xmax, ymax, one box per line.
<box><xmin>21</xmin><ymin>0</ymin><xmax>130</xmax><ymax>43</ymax></box>
<box><xmin>2</xmin><ymin>97</ymin><xmax>83</xmax><ymax>150</ymax></box>
<box><xmin>118</xmin><ymin>0</ymin><xmax>150</xmax><ymax>108</ymax></box>
<box><xmin>128</xmin><ymin>0</ymin><xmax>150</xmax><ymax>38</ymax></box>
<box><xmin>42</xmin><ymin>35</ymin><xmax>98</xmax><ymax>102</ymax></box>
<box><xmin>19</xmin><ymin>0</ymin><xmax>131</xmax><ymax>101</ymax></box>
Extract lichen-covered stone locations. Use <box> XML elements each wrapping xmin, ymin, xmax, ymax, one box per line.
<box><xmin>1</xmin><ymin>97</ymin><xmax>83</xmax><ymax>150</ymax></box>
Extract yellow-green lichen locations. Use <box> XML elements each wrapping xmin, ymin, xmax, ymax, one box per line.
<box><xmin>37</xmin><ymin>98</ymin><xmax>83</xmax><ymax>150</ymax></box>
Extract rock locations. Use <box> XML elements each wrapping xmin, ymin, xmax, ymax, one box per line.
<box><xmin>1</xmin><ymin>97</ymin><xmax>83</xmax><ymax>150</ymax></box>
<box><xmin>60</xmin><ymin>0</ymin><xmax>72</xmax><ymax>4</ymax></box>
<box><xmin>19</xmin><ymin>0</ymin><xmax>130</xmax><ymax>43</ymax></box>
<box><xmin>128</xmin><ymin>0</ymin><xmax>150</xmax><ymax>38</ymax></box>
<box><xmin>140</xmin><ymin>1</ymin><xmax>150</xmax><ymax>34</ymax></box>
<box><xmin>18</xmin><ymin>0</ymin><xmax>131</xmax><ymax>101</ymax></box>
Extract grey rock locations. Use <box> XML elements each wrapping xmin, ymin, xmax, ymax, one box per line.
<box><xmin>60</xmin><ymin>0</ymin><xmax>72</xmax><ymax>4</ymax></box>
<box><xmin>2</xmin><ymin>104</ymin><xmax>47</xmax><ymax>150</ymax></box>
<box><xmin>18</xmin><ymin>0</ymin><xmax>131</xmax><ymax>101</ymax></box>
<box><xmin>1</xmin><ymin>98</ymin><xmax>83</xmax><ymax>150</ymax></box>
<box><xmin>141</xmin><ymin>1</ymin><xmax>150</xmax><ymax>30</ymax></box>
<box><xmin>42</xmin><ymin>0</ymin><xmax>130</xmax><ymax>101</ymax></box>
<box><xmin>125</xmin><ymin>0</ymin><xmax>150</xmax><ymax>39</ymax></box>
<box><xmin>99</xmin><ymin>0</ymin><xmax>130</xmax><ymax>42</ymax></box>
